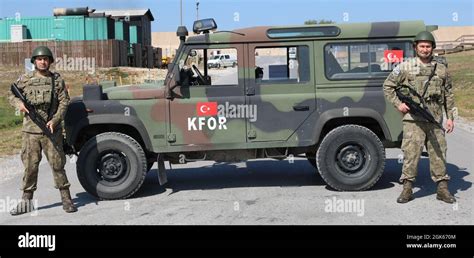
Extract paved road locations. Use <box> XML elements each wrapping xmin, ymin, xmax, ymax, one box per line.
<box><xmin>0</xmin><ymin>124</ymin><xmax>472</xmax><ymax>225</ymax></box>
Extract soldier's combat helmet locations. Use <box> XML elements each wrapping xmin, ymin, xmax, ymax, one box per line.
<box><xmin>414</xmin><ymin>31</ymin><xmax>436</xmax><ymax>49</ymax></box>
<box><xmin>30</xmin><ymin>46</ymin><xmax>54</xmax><ymax>63</ymax></box>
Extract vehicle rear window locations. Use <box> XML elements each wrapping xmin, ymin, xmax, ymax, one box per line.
<box><xmin>324</xmin><ymin>41</ymin><xmax>414</xmax><ymax>80</ymax></box>
<box><xmin>255</xmin><ymin>46</ymin><xmax>310</xmax><ymax>84</ymax></box>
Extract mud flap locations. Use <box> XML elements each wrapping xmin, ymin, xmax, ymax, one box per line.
<box><xmin>157</xmin><ymin>154</ymin><xmax>168</xmax><ymax>185</ymax></box>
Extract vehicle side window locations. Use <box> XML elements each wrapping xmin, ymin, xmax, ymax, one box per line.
<box><xmin>183</xmin><ymin>48</ymin><xmax>238</xmax><ymax>86</ymax></box>
<box><xmin>255</xmin><ymin>46</ymin><xmax>310</xmax><ymax>84</ymax></box>
<box><xmin>324</xmin><ymin>41</ymin><xmax>413</xmax><ymax>80</ymax></box>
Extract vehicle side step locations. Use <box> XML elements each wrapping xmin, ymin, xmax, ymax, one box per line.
<box><xmin>264</xmin><ymin>148</ymin><xmax>288</xmax><ymax>159</ymax></box>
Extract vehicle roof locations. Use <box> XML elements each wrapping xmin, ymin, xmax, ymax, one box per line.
<box><xmin>185</xmin><ymin>20</ymin><xmax>428</xmax><ymax>44</ymax></box>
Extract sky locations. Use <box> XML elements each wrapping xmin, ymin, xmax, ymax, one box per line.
<box><xmin>0</xmin><ymin>0</ymin><xmax>473</xmax><ymax>32</ymax></box>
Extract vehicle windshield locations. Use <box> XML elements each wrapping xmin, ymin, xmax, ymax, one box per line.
<box><xmin>212</xmin><ymin>56</ymin><xmax>220</xmax><ymax>59</ymax></box>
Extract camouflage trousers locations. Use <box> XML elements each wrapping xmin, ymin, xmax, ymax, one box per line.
<box><xmin>20</xmin><ymin>131</ymin><xmax>71</xmax><ymax>192</ymax></box>
<box><xmin>400</xmin><ymin>121</ymin><xmax>450</xmax><ymax>183</ymax></box>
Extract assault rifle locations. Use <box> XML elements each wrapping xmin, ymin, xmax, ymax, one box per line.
<box><xmin>10</xmin><ymin>83</ymin><xmax>74</xmax><ymax>154</ymax></box>
<box><xmin>395</xmin><ymin>63</ymin><xmax>445</xmax><ymax>132</ymax></box>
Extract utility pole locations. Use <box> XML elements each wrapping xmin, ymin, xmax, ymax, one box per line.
<box><xmin>180</xmin><ymin>0</ymin><xmax>183</xmax><ymax>26</ymax></box>
<box><xmin>196</xmin><ymin>1</ymin><xmax>200</xmax><ymax>20</ymax></box>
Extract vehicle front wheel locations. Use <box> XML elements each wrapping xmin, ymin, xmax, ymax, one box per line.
<box><xmin>316</xmin><ymin>125</ymin><xmax>385</xmax><ymax>191</ymax></box>
<box><xmin>77</xmin><ymin>132</ymin><xmax>148</xmax><ymax>200</ymax></box>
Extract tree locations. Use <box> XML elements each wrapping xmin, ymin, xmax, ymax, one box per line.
<box><xmin>304</xmin><ymin>19</ymin><xmax>335</xmax><ymax>25</ymax></box>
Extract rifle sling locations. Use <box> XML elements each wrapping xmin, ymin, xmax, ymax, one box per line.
<box><xmin>47</xmin><ymin>73</ymin><xmax>56</xmax><ymax>122</ymax></box>
<box><xmin>421</xmin><ymin>63</ymin><xmax>437</xmax><ymax>99</ymax></box>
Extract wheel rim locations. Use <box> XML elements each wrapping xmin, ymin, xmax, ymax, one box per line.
<box><xmin>96</xmin><ymin>151</ymin><xmax>129</xmax><ymax>183</ymax></box>
<box><xmin>335</xmin><ymin>143</ymin><xmax>367</xmax><ymax>174</ymax></box>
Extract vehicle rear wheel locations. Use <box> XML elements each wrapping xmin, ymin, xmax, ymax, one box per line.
<box><xmin>77</xmin><ymin>132</ymin><xmax>148</xmax><ymax>200</ymax></box>
<box><xmin>316</xmin><ymin>125</ymin><xmax>385</xmax><ymax>191</ymax></box>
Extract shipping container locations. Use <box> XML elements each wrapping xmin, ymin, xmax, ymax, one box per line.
<box><xmin>0</xmin><ymin>17</ymin><xmax>55</xmax><ymax>41</ymax></box>
<box><xmin>85</xmin><ymin>17</ymin><xmax>115</xmax><ymax>40</ymax></box>
<box><xmin>0</xmin><ymin>16</ymin><xmax>115</xmax><ymax>41</ymax></box>
<box><xmin>53</xmin><ymin>16</ymin><xmax>85</xmax><ymax>41</ymax></box>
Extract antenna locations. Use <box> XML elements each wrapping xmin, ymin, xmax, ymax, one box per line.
<box><xmin>196</xmin><ymin>1</ymin><xmax>200</xmax><ymax>20</ymax></box>
<box><xmin>180</xmin><ymin>0</ymin><xmax>183</xmax><ymax>26</ymax></box>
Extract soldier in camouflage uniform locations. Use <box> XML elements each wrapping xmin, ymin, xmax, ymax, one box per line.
<box><xmin>383</xmin><ymin>31</ymin><xmax>456</xmax><ymax>204</ymax></box>
<box><xmin>8</xmin><ymin>46</ymin><xmax>77</xmax><ymax>215</ymax></box>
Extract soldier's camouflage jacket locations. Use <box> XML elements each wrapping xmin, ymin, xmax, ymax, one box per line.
<box><xmin>383</xmin><ymin>57</ymin><xmax>455</xmax><ymax>123</ymax></box>
<box><xmin>8</xmin><ymin>71</ymin><xmax>70</xmax><ymax>133</ymax></box>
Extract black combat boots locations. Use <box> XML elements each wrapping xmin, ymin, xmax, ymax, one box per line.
<box><xmin>436</xmin><ymin>180</ymin><xmax>456</xmax><ymax>203</ymax></box>
<box><xmin>10</xmin><ymin>191</ymin><xmax>35</xmax><ymax>216</ymax></box>
<box><xmin>60</xmin><ymin>188</ymin><xmax>78</xmax><ymax>213</ymax></box>
<box><xmin>397</xmin><ymin>180</ymin><xmax>414</xmax><ymax>203</ymax></box>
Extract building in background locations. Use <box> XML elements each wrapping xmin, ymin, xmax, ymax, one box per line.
<box><xmin>0</xmin><ymin>7</ymin><xmax>161</xmax><ymax>68</ymax></box>
<box><xmin>432</xmin><ymin>26</ymin><xmax>474</xmax><ymax>50</ymax></box>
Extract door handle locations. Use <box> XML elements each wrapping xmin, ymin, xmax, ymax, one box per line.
<box><xmin>293</xmin><ymin>105</ymin><xmax>309</xmax><ymax>111</ymax></box>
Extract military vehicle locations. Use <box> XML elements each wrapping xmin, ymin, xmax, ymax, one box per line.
<box><xmin>64</xmin><ymin>18</ymin><xmax>438</xmax><ymax>199</ymax></box>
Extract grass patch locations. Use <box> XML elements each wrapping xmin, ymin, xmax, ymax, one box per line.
<box><xmin>0</xmin><ymin>125</ymin><xmax>23</xmax><ymax>157</ymax></box>
<box><xmin>0</xmin><ymin>96</ymin><xmax>23</xmax><ymax>129</ymax></box>
<box><xmin>446</xmin><ymin>50</ymin><xmax>474</xmax><ymax>119</ymax></box>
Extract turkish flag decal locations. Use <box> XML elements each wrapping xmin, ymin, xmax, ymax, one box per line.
<box><xmin>384</xmin><ymin>50</ymin><xmax>404</xmax><ymax>63</ymax></box>
<box><xmin>196</xmin><ymin>102</ymin><xmax>218</xmax><ymax>116</ymax></box>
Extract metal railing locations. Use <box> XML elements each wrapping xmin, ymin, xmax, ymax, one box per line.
<box><xmin>436</xmin><ymin>34</ymin><xmax>474</xmax><ymax>49</ymax></box>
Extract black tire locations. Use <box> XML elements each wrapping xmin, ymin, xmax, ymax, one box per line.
<box><xmin>306</xmin><ymin>152</ymin><xmax>317</xmax><ymax>169</ymax></box>
<box><xmin>77</xmin><ymin>132</ymin><xmax>148</xmax><ymax>200</ymax></box>
<box><xmin>316</xmin><ymin>125</ymin><xmax>385</xmax><ymax>191</ymax></box>
<box><xmin>232</xmin><ymin>62</ymin><xmax>236</xmax><ymax>68</ymax></box>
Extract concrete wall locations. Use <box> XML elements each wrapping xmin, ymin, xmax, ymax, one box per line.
<box><xmin>433</xmin><ymin>26</ymin><xmax>474</xmax><ymax>49</ymax></box>
<box><xmin>151</xmin><ymin>32</ymin><xmax>180</xmax><ymax>58</ymax></box>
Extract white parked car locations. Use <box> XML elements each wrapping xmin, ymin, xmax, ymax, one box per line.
<box><xmin>208</xmin><ymin>54</ymin><xmax>237</xmax><ymax>68</ymax></box>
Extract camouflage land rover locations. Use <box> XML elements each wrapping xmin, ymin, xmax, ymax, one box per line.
<box><xmin>64</xmin><ymin>18</ymin><xmax>438</xmax><ymax>199</ymax></box>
